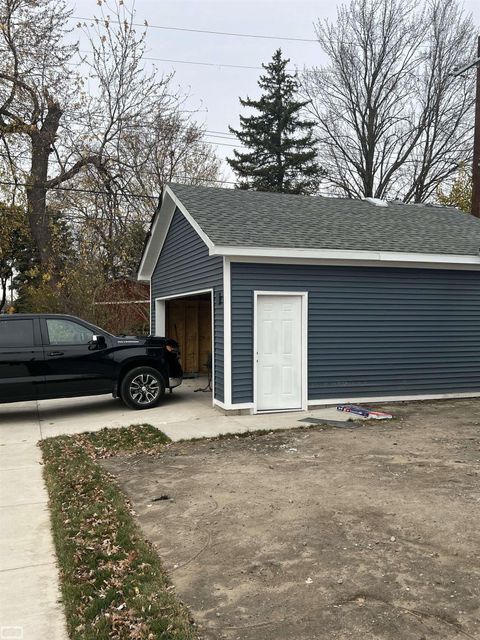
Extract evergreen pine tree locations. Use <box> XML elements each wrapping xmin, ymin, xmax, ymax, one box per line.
<box><xmin>227</xmin><ymin>49</ymin><xmax>323</xmax><ymax>195</ymax></box>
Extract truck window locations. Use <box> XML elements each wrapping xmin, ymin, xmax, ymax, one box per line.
<box><xmin>0</xmin><ymin>319</ymin><xmax>35</xmax><ymax>348</ymax></box>
<box><xmin>46</xmin><ymin>319</ymin><xmax>94</xmax><ymax>346</ymax></box>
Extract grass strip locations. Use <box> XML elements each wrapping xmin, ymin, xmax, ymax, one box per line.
<box><xmin>40</xmin><ymin>425</ymin><xmax>197</xmax><ymax>640</ymax></box>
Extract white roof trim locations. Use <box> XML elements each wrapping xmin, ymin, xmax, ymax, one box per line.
<box><xmin>138</xmin><ymin>189</ymin><xmax>169</xmax><ymax>281</ymax></box>
<box><xmin>209</xmin><ymin>244</ymin><xmax>480</xmax><ymax>266</ymax></box>
<box><xmin>228</xmin><ymin>255</ymin><xmax>480</xmax><ymax>271</ymax></box>
<box><xmin>137</xmin><ymin>185</ymin><xmax>214</xmax><ymax>281</ymax></box>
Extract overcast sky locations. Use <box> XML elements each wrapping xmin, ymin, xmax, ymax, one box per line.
<box><xmin>72</xmin><ymin>0</ymin><xmax>480</xmax><ymax>178</ymax></box>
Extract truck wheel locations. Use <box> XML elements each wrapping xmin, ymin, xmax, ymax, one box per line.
<box><xmin>120</xmin><ymin>366</ymin><xmax>165</xmax><ymax>409</ymax></box>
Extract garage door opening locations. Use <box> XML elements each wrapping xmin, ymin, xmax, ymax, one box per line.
<box><xmin>156</xmin><ymin>292</ymin><xmax>212</xmax><ymax>380</ymax></box>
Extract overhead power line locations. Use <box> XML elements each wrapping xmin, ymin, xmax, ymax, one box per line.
<box><xmin>206</xmin><ymin>130</ymin><xmax>237</xmax><ymax>138</ymax></box>
<box><xmin>0</xmin><ymin>180</ymin><xmax>157</xmax><ymax>200</ymax></box>
<box><xmin>137</xmin><ymin>56</ymin><xmax>278</xmax><ymax>72</ymax></box>
<box><xmin>76</xmin><ymin>49</ymin><xmax>302</xmax><ymax>73</ymax></box>
<box><xmin>0</xmin><ymin>176</ymin><xmax>238</xmax><ymax>200</ymax></box>
<box><xmin>142</xmin><ymin>56</ymin><xmax>295</xmax><ymax>72</ymax></box>
<box><xmin>71</xmin><ymin>15</ymin><xmax>318</xmax><ymax>43</ymax></box>
<box><xmin>203</xmin><ymin>139</ymin><xmax>239</xmax><ymax>148</ymax></box>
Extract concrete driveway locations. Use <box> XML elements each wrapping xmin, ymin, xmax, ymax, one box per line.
<box><xmin>0</xmin><ymin>379</ymin><xmax>353</xmax><ymax>442</ymax></box>
<box><xmin>0</xmin><ymin>379</ymin><xmax>354</xmax><ymax>639</ymax></box>
<box><xmin>0</xmin><ymin>379</ymin><xmax>216</xmax><ymax>444</ymax></box>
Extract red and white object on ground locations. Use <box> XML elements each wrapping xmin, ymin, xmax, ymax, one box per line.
<box><xmin>336</xmin><ymin>404</ymin><xmax>393</xmax><ymax>419</ymax></box>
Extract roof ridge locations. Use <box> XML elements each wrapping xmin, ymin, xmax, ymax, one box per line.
<box><xmin>167</xmin><ymin>182</ymin><xmax>469</xmax><ymax>212</ymax></box>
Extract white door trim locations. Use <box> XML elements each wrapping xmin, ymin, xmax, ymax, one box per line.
<box><xmin>154</xmin><ymin>288</ymin><xmax>215</xmax><ymax>405</ymax></box>
<box><xmin>253</xmin><ymin>291</ymin><xmax>308</xmax><ymax>414</ymax></box>
<box><xmin>223</xmin><ymin>257</ymin><xmax>232</xmax><ymax>406</ymax></box>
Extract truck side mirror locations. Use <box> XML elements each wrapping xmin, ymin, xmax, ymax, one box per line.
<box><xmin>89</xmin><ymin>334</ymin><xmax>107</xmax><ymax>350</ymax></box>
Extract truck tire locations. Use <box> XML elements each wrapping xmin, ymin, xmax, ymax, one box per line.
<box><xmin>120</xmin><ymin>366</ymin><xmax>165</xmax><ymax>409</ymax></box>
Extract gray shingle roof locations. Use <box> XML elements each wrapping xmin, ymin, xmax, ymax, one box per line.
<box><xmin>168</xmin><ymin>183</ymin><xmax>480</xmax><ymax>256</ymax></box>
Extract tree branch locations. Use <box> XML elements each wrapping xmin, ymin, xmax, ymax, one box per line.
<box><xmin>45</xmin><ymin>156</ymin><xmax>105</xmax><ymax>189</ymax></box>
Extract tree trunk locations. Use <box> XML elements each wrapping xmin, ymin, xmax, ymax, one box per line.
<box><xmin>25</xmin><ymin>99</ymin><xmax>62</xmax><ymax>277</ymax></box>
<box><xmin>0</xmin><ymin>278</ymin><xmax>7</xmax><ymax>312</ymax></box>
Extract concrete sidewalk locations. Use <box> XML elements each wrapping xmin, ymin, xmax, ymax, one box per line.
<box><xmin>0</xmin><ymin>380</ymin><xmax>355</xmax><ymax>639</ymax></box>
<box><xmin>0</xmin><ymin>404</ymin><xmax>68</xmax><ymax>640</ymax></box>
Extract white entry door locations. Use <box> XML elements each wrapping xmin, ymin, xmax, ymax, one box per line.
<box><xmin>256</xmin><ymin>294</ymin><xmax>304</xmax><ymax>411</ymax></box>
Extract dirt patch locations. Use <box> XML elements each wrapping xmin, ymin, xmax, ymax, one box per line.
<box><xmin>102</xmin><ymin>399</ymin><xmax>480</xmax><ymax>639</ymax></box>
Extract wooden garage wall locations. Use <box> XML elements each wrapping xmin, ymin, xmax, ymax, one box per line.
<box><xmin>166</xmin><ymin>297</ymin><xmax>212</xmax><ymax>375</ymax></box>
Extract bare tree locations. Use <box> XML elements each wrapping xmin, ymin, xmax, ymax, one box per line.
<box><xmin>63</xmin><ymin>116</ymin><xmax>220</xmax><ymax>283</ymax></box>
<box><xmin>0</xmin><ymin>0</ymin><xmax>103</xmax><ymax>272</ymax></box>
<box><xmin>303</xmin><ymin>0</ymin><xmax>476</xmax><ymax>201</ymax></box>
<box><xmin>0</xmin><ymin>0</ymin><xmax>221</xmax><ymax>292</ymax></box>
<box><xmin>64</xmin><ymin>4</ymin><xmax>221</xmax><ymax>281</ymax></box>
<box><xmin>124</xmin><ymin>110</ymin><xmax>221</xmax><ymax>206</ymax></box>
<box><xmin>402</xmin><ymin>0</ymin><xmax>475</xmax><ymax>202</ymax></box>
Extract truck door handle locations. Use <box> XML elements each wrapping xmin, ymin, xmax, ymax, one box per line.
<box><xmin>48</xmin><ymin>351</ymin><xmax>65</xmax><ymax>356</ymax></box>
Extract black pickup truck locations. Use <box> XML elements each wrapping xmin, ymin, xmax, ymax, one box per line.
<box><xmin>0</xmin><ymin>314</ymin><xmax>183</xmax><ymax>409</ymax></box>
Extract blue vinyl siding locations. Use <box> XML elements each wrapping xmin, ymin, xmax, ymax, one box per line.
<box><xmin>150</xmin><ymin>209</ymin><xmax>224</xmax><ymax>402</ymax></box>
<box><xmin>231</xmin><ymin>262</ymin><xmax>480</xmax><ymax>404</ymax></box>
